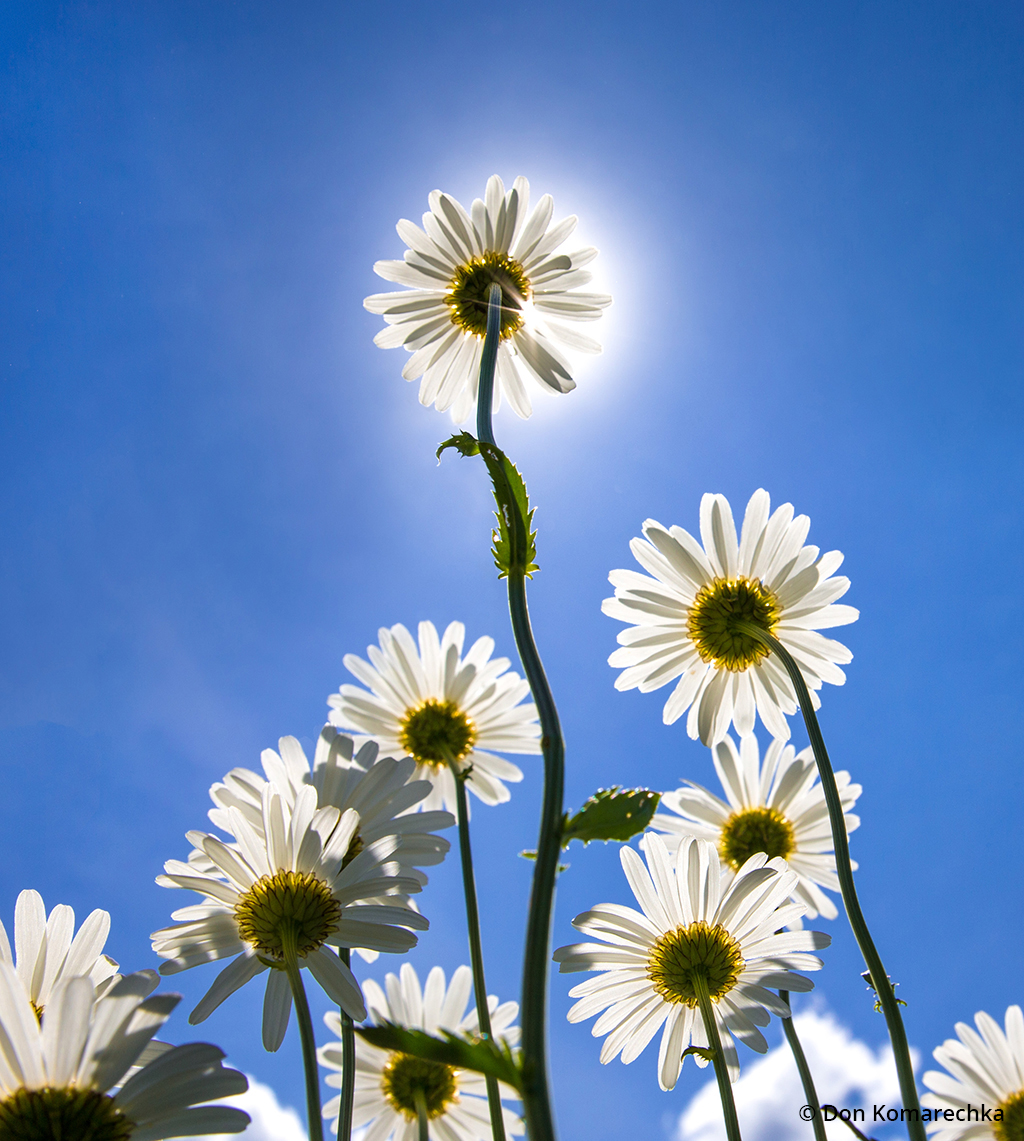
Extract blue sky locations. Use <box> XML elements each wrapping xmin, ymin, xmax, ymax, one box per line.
<box><xmin>2</xmin><ymin>2</ymin><xmax>1023</xmax><ymax>1138</ymax></box>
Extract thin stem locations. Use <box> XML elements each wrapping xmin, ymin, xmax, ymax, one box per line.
<box><xmin>736</xmin><ymin>623</ymin><xmax>925</xmax><ymax>1141</ymax></box>
<box><xmin>778</xmin><ymin>991</ymin><xmax>826</xmax><ymax>1141</ymax></box>
<box><xmin>338</xmin><ymin>948</ymin><xmax>355</xmax><ymax>1141</ymax></box>
<box><xmin>444</xmin><ymin>754</ymin><xmax>508</xmax><ymax>1141</ymax></box>
<box><xmin>475</xmin><ymin>282</ymin><xmax>502</xmax><ymax>446</ymax></box>
<box><xmin>281</xmin><ymin>933</ymin><xmax>324</xmax><ymax>1141</ymax></box>
<box><xmin>414</xmin><ymin>1089</ymin><xmax>430</xmax><ymax>1141</ymax></box>
<box><xmin>508</xmin><ymin>572</ymin><xmax>564</xmax><ymax>1141</ymax></box>
<box><xmin>692</xmin><ymin>972</ymin><xmax>742</xmax><ymax>1141</ymax></box>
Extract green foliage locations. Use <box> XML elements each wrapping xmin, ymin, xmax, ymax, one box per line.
<box><xmin>437</xmin><ymin>433</ymin><xmax>538</xmax><ymax>579</ymax></box>
<box><xmin>561</xmin><ymin>786</ymin><xmax>661</xmax><ymax>848</ymax></box>
<box><xmin>354</xmin><ymin>1022</ymin><xmax>523</xmax><ymax>1094</ymax></box>
<box><xmin>681</xmin><ymin>1045</ymin><xmax>716</xmax><ymax>1062</ymax></box>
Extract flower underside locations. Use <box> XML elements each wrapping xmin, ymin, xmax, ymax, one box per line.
<box><xmin>0</xmin><ymin>1086</ymin><xmax>134</xmax><ymax>1141</ymax></box>
<box><xmin>399</xmin><ymin>699</ymin><xmax>476</xmax><ymax>767</ymax></box>
<box><xmin>996</xmin><ymin>1090</ymin><xmax>1024</xmax><ymax>1141</ymax></box>
<box><xmin>233</xmin><ymin>869</ymin><xmax>341</xmax><ymax>959</ymax></box>
<box><xmin>719</xmin><ymin>806</ymin><xmax>795</xmax><ymax>870</ymax></box>
<box><xmin>381</xmin><ymin>1053</ymin><xmax>458</xmax><ymax>1121</ymax></box>
<box><xmin>647</xmin><ymin>920</ymin><xmax>744</xmax><ymax>1007</ymax></box>
<box><xmin>687</xmin><ymin>576</ymin><xmax>780</xmax><ymax>672</ymax></box>
<box><xmin>445</xmin><ymin>252</ymin><xmax>530</xmax><ymax>340</ymax></box>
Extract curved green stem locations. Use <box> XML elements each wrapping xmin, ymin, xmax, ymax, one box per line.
<box><xmin>414</xmin><ymin>1089</ymin><xmax>430</xmax><ymax>1141</ymax></box>
<box><xmin>281</xmin><ymin>933</ymin><xmax>324</xmax><ymax>1141</ymax></box>
<box><xmin>338</xmin><ymin>949</ymin><xmax>355</xmax><ymax>1141</ymax></box>
<box><xmin>475</xmin><ymin>282</ymin><xmax>502</xmax><ymax>446</ymax></box>
<box><xmin>736</xmin><ymin>623</ymin><xmax>924</xmax><ymax>1141</ymax></box>
<box><xmin>779</xmin><ymin>991</ymin><xmax>826</xmax><ymax>1141</ymax></box>
<box><xmin>444</xmin><ymin>754</ymin><xmax>508</xmax><ymax>1141</ymax></box>
<box><xmin>692</xmin><ymin>972</ymin><xmax>742</xmax><ymax>1141</ymax></box>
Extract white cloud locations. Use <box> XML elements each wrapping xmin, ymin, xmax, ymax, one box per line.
<box><xmin>676</xmin><ymin>1007</ymin><xmax>919</xmax><ymax>1141</ymax></box>
<box><xmin>202</xmin><ymin>1074</ymin><xmax>307</xmax><ymax>1141</ymax></box>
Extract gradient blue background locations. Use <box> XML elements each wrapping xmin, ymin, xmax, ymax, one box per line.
<box><xmin>2</xmin><ymin>2</ymin><xmax>1022</xmax><ymax>1138</ymax></box>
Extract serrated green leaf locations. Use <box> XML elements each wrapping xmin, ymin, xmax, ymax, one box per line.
<box><xmin>561</xmin><ymin>787</ymin><xmax>662</xmax><ymax>848</ymax></box>
<box><xmin>436</xmin><ymin>434</ymin><xmax>538</xmax><ymax>578</ymax></box>
<box><xmin>354</xmin><ymin>1022</ymin><xmax>523</xmax><ymax>1094</ymax></box>
<box><xmin>681</xmin><ymin>1045</ymin><xmax>716</xmax><ymax>1062</ymax></box>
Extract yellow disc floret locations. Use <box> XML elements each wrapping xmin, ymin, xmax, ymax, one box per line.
<box><xmin>995</xmin><ymin>1090</ymin><xmax>1024</xmax><ymax>1141</ymax></box>
<box><xmin>719</xmin><ymin>806</ymin><xmax>795</xmax><ymax>870</ymax></box>
<box><xmin>233</xmin><ymin>870</ymin><xmax>341</xmax><ymax>959</ymax></box>
<box><xmin>446</xmin><ymin>252</ymin><xmax>530</xmax><ymax>339</ymax></box>
<box><xmin>687</xmin><ymin>577</ymin><xmax>781</xmax><ymax>672</ymax></box>
<box><xmin>0</xmin><ymin>1087</ymin><xmax>135</xmax><ymax>1141</ymax></box>
<box><xmin>381</xmin><ymin>1053</ymin><xmax>459</xmax><ymax>1121</ymax></box>
<box><xmin>399</xmin><ymin>699</ymin><xmax>476</xmax><ymax>767</ymax></box>
<box><xmin>647</xmin><ymin>920</ymin><xmax>745</xmax><ymax>1007</ymax></box>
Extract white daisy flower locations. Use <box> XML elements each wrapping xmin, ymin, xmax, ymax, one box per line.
<box><xmin>151</xmin><ymin>783</ymin><xmax>429</xmax><ymax>1051</ymax></box>
<box><xmin>553</xmin><ymin>834</ymin><xmax>830</xmax><ymax>1091</ymax></box>
<box><xmin>650</xmin><ymin>733</ymin><xmax>861</xmax><ymax>921</ymax></box>
<box><xmin>365</xmin><ymin>174</ymin><xmax>611</xmax><ymax>422</ymax></box>
<box><xmin>206</xmin><ymin>728</ymin><xmax>455</xmax><ymax>963</ymax></box>
<box><xmin>318</xmin><ymin>963</ymin><xmax>523</xmax><ymax>1141</ymax></box>
<box><xmin>922</xmin><ymin>1005</ymin><xmax>1024</xmax><ymax>1139</ymax></box>
<box><xmin>603</xmin><ymin>488</ymin><xmax>859</xmax><ymax>745</ymax></box>
<box><xmin>0</xmin><ymin>963</ymin><xmax>249</xmax><ymax>1139</ymax></box>
<box><xmin>328</xmin><ymin>621</ymin><xmax>540</xmax><ymax>814</ymax></box>
<box><xmin>0</xmin><ymin>889</ymin><xmax>119</xmax><ymax>1018</ymax></box>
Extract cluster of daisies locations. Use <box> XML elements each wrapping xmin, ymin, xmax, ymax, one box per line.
<box><xmin>6</xmin><ymin>175</ymin><xmax>1015</xmax><ymax>1141</ymax></box>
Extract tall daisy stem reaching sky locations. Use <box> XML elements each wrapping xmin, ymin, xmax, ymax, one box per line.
<box><xmin>475</xmin><ymin>283</ymin><xmax>502</xmax><ymax>446</ymax></box>
<box><xmin>737</xmin><ymin>622</ymin><xmax>925</xmax><ymax>1141</ymax></box>
<box><xmin>338</xmin><ymin>949</ymin><xmax>356</xmax><ymax>1141</ymax></box>
<box><xmin>693</xmin><ymin>971</ymin><xmax>744</xmax><ymax>1141</ymax></box>
<box><xmin>469</xmin><ymin>288</ymin><xmax>565</xmax><ymax>1141</ymax></box>
<box><xmin>282</xmin><ymin>935</ymin><xmax>325</xmax><ymax>1141</ymax></box>
<box><xmin>778</xmin><ymin>992</ymin><xmax>827</xmax><ymax>1141</ymax></box>
<box><xmin>415</xmin><ymin>1089</ymin><xmax>430</xmax><ymax>1141</ymax></box>
<box><xmin>444</xmin><ymin>751</ymin><xmax>509</xmax><ymax>1141</ymax></box>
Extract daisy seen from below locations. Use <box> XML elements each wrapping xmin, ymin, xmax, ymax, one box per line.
<box><xmin>0</xmin><ymin>963</ymin><xmax>250</xmax><ymax>1140</ymax></box>
<box><xmin>151</xmin><ymin>782</ymin><xmax>428</xmax><ymax>1051</ymax></box>
<box><xmin>318</xmin><ymin>962</ymin><xmax>523</xmax><ymax>1141</ymax></box>
<box><xmin>329</xmin><ymin>620</ymin><xmax>541</xmax><ymax>815</ymax></box>
<box><xmin>603</xmin><ymin>488</ymin><xmax>858</xmax><ymax>745</ymax></box>
<box><xmin>650</xmin><ymin>733</ymin><xmax>861</xmax><ymax>921</ymax></box>
<box><xmin>922</xmin><ymin>1005</ymin><xmax>1024</xmax><ymax>1139</ymax></box>
<box><xmin>552</xmin><ymin>834</ymin><xmax>830</xmax><ymax>1090</ymax></box>
<box><xmin>365</xmin><ymin>174</ymin><xmax>611</xmax><ymax>422</ymax></box>
<box><xmin>206</xmin><ymin>727</ymin><xmax>455</xmax><ymax>960</ymax></box>
<box><xmin>0</xmin><ymin>888</ymin><xmax>119</xmax><ymax>1018</ymax></box>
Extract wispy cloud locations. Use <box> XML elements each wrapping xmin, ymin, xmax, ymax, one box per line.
<box><xmin>676</xmin><ymin>1007</ymin><xmax>918</xmax><ymax>1141</ymax></box>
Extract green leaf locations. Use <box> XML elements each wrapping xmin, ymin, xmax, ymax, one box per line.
<box><xmin>354</xmin><ymin>1022</ymin><xmax>523</xmax><ymax>1094</ymax></box>
<box><xmin>681</xmin><ymin>1045</ymin><xmax>716</xmax><ymax>1062</ymax></box>
<box><xmin>436</xmin><ymin>434</ymin><xmax>538</xmax><ymax>578</ymax></box>
<box><xmin>561</xmin><ymin>787</ymin><xmax>662</xmax><ymax>848</ymax></box>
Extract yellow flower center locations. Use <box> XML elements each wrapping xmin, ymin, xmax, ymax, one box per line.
<box><xmin>0</xmin><ymin>1087</ymin><xmax>134</xmax><ymax>1141</ymax></box>
<box><xmin>381</xmin><ymin>1054</ymin><xmax>459</xmax><ymax>1121</ymax></box>
<box><xmin>647</xmin><ymin>920</ymin><xmax>745</xmax><ymax>1007</ymax></box>
<box><xmin>719</xmin><ymin>806</ymin><xmax>795</xmax><ymax>870</ymax></box>
<box><xmin>446</xmin><ymin>252</ymin><xmax>530</xmax><ymax>339</ymax></box>
<box><xmin>687</xmin><ymin>577</ymin><xmax>780</xmax><ymax>671</ymax></box>
<box><xmin>233</xmin><ymin>870</ymin><xmax>341</xmax><ymax>959</ymax></box>
<box><xmin>995</xmin><ymin>1090</ymin><xmax>1024</xmax><ymax>1141</ymax></box>
<box><xmin>399</xmin><ymin>699</ymin><xmax>476</xmax><ymax>767</ymax></box>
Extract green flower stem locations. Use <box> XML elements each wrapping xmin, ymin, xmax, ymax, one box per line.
<box><xmin>692</xmin><ymin>972</ymin><xmax>743</xmax><ymax>1141</ymax></box>
<box><xmin>778</xmin><ymin>991</ymin><xmax>826</xmax><ymax>1141</ymax></box>
<box><xmin>473</xmin><ymin>276</ymin><xmax>564</xmax><ymax>1141</ymax></box>
<box><xmin>415</xmin><ymin>1089</ymin><xmax>430</xmax><ymax>1141</ymax></box>
<box><xmin>736</xmin><ymin>623</ymin><xmax>925</xmax><ymax>1141</ymax></box>
<box><xmin>508</xmin><ymin>573</ymin><xmax>564</xmax><ymax>1141</ymax></box>
<box><xmin>281</xmin><ymin>932</ymin><xmax>324</xmax><ymax>1141</ymax></box>
<box><xmin>338</xmin><ymin>948</ymin><xmax>355</xmax><ymax>1141</ymax></box>
<box><xmin>443</xmin><ymin>753</ymin><xmax>508</xmax><ymax>1141</ymax></box>
<box><xmin>475</xmin><ymin>282</ymin><xmax>502</xmax><ymax>447</ymax></box>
